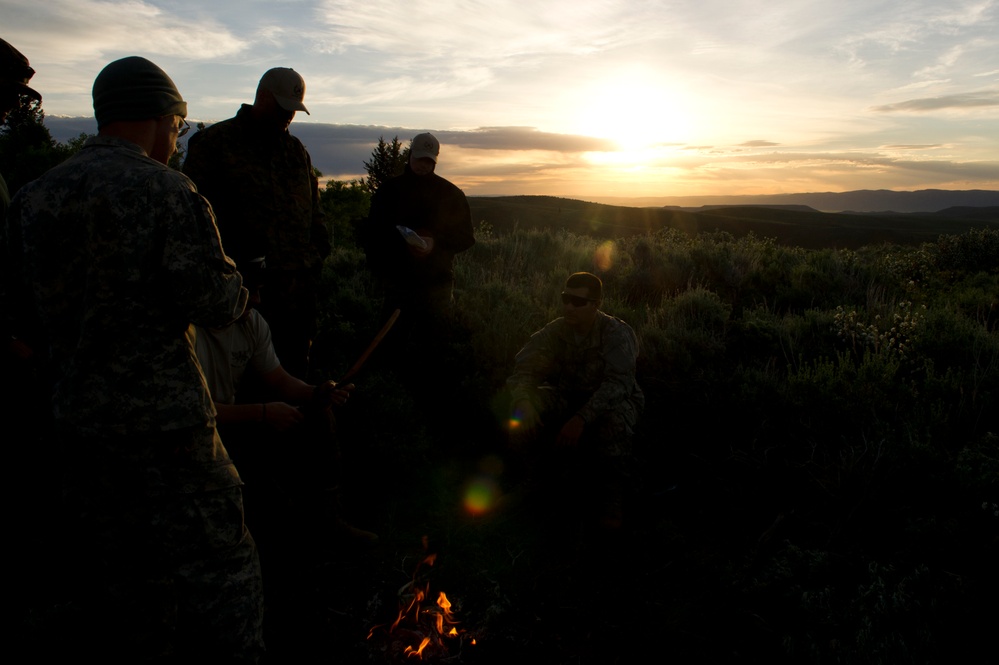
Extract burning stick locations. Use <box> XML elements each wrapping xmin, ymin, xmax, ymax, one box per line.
<box><xmin>339</xmin><ymin>308</ymin><xmax>401</xmax><ymax>383</ymax></box>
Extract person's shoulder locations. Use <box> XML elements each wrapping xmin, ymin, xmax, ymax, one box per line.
<box><xmin>153</xmin><ymin>165</ymin><xmax>198</xmax><ymax>193</ymax></box>
<box><xmin>431</xmin><ymin>172</ymin><xmax>466</xmax><ymax>196</ymax></box>
<box><xmin>598</xmin><ymin>311</ymin><xmax>638</xmax><ymax>340</ymax></box>
<box><xmin>246</xmin><ymin>308</ymin><xmax>271</xmax><ymax>334</ymax></box>
<box><xmin>187</xmin><ymin>112</ymin><xmax>243</xmax><ymax>148</ymax></box>
<box><xmin>284</xmin><ymin>129</ymin><xmax>308</xmax><ymax>149</ymax></box>
<box><xmin>600</xmin><ymin>310</ymin><xmax>633</xmax><ymax>327</ymax></box>
<box><xmin>200</xmin><ymin>111</ymin><xmax>242</xmax><ymax>134</ymax></box>
<box><xmin>535</xmin><ymin>317</ymin><xmax>568</xmax><ymax>337</ymax></box>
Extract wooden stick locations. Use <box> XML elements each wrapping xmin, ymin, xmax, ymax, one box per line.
<box><xmin>339</xmin><ymin>308</ymin><xmax>401</xmax><ymax>383</ymax></box>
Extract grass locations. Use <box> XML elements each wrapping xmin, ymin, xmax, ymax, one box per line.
<box><xmin>291</xmin><ymin>223</ymin><xmax>999</xmax><ymax>663</ymax></box>
<box><xmin>14</xmin><ymin>209</ymin><xmax>997</xmax><ymax>663</ymax></box>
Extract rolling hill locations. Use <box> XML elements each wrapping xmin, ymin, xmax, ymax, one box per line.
<box><xmin>467</xmin><ymin>195</ymin><xmax>999</xmax><ymax>249</ymax></box>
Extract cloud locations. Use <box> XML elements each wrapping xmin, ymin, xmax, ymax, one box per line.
<box><xmin>315</xmin><ymin>0</ymin><xmax>653</xmax><ymax>60</ymax></box>
<box><xmin>872</xmin><ymin>89</ymin><xmax>999</xmax><ymax>111</ymax></box>
<box><xmin>738</xmin><ymin>140</ymin><xmax>780</xmax><ymax>147</ymax></box>
<box><xmin>439</xmin><ymin>127</ymin><xmax>616</xmax><ymax>152</ymax></box>
<box><xmin>1</xmin><ymin>0</ymin><xmax>248</xmax><ymax>62</ymax></box>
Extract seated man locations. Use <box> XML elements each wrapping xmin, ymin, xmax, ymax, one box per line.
<box><xmin>195</xmin><ymin>256</ymin><xmax>374</xmax><ymax>652</ymax></box>
<box><xmin>195</xmin><ymin>256</ymin><xmax>374</xmax><ymax>541</ymax></box>
<box><xmin>507</xmin><ymin>272</ymin><xmax>644</xmax><ymax>529</ymax></box>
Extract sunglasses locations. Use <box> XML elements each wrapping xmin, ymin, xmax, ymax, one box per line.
<box><xmin>561</xmin><ymin>292</ymin><xmax>595</xmax><ymax>307</ymax></box>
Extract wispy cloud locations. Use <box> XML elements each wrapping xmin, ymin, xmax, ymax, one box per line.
<box><xmin>739</xmin><ymin>140</ymin><xmax>780</xmax><ymax>147</ymax></box>
<box><xmin>872</xmin><ymin>89</ymin><xmax>999</xmax><ymax>111</ymax></box>
<box><xmin>1</xmin><ymin>0</ymin><xmax>247</xmax><ymax>62</ymax></box>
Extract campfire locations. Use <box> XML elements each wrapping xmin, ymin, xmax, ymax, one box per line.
<box><xmin>368</xmin><ymin>537</ymin><xmax>476</xmax><ymax>661</ymax></box>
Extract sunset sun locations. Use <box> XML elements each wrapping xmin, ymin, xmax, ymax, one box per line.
<box><xmin>570</xmin><ymin>71</ymin><xmax>694</xmax><ymax>155</ymax></box>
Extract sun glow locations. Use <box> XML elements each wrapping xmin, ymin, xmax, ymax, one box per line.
<box><xmin>569</xmin><ymin>69</ymin><xmax>694</xmax><ymax>155</ymax></box>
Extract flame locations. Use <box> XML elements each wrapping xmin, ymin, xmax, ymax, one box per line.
<box><xmin>404</xmin><ymin>637</ymin><xmax>431</xmax><ymax>659</ymax></box>
<box><xmin>368</xmin><ymin>539</ymin><xmax>475</xmax><ymax>658</ymax></box>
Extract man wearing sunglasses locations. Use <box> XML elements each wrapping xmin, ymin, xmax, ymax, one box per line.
<box><xmin>507</xmin><ymin>271</ymin><xmax>644</xmax><ymax>529</ymax></box>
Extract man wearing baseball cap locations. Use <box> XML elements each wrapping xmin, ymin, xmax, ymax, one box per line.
<box><xmin>0</xmin><ymin>37</ymin><xmax>42</xmax><ymax>213</ymax></box>
<box><xmin>366</xmin><ymin>132</ymin><xmax>474</xmax><ymax>320</ymax></box>
<box><xmin>185</xmin><ymin>67</ymin><xmax>329</xmax><ymax>380</ymax></box>
<box><xmin>6</xmin><ymin>55</ymin><xmax>264</xmax><ymax>660</ymax></box>
<box><xmin>364</xmin><ymin>132</ymin><xmax>475</xmax><ymax>448</ymax></box>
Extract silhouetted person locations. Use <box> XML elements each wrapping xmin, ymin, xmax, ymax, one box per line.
<box><xmin>363</xmin><ymin>133</ymin><xmax>477</xmax><ymax>450</ymax></box>
<box><xmin>185</xmin><ymin>67</ymin><xmax>329</xmax><ymax>380</ymax></box>
<box><xmin>5</xmin><ymin>56</ymin><xmax>263</xmax><ymax>661</ymax></box>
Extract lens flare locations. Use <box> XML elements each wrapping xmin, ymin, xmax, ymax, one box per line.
<box><xmin>594</xmin><ymin>240</ymin><xmax>615</xmax><ymax>271</ymax></box>
<box><xmin>463</xmin><ymin>478</ymin><xmax>499</xmax><ymax>515</ymax></box>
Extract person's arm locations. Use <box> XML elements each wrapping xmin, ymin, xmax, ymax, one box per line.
<box><xmin>575</xmin><ymin>320</ymin><xmax>640</xmax><ymax>425</ymax></box>
<box><xmin>214</xmin><ymin>400</ymin><xmax>304</xmax><ymax>431</ymax></box>
<box><xmin>160</xmin><ymin>174</ymin><xmax>247</xmax><ymax>329</ymax></box>
<box><xmin>262</xmin><ymin>364</ymin><xmax>315</xmax><ymax>404</ymax></box>
<box><xmin>307</xmin><ymin>152</ymin><xmax>331</xmax><ymax>260</ymax></box>
<box><xmin>426</xmin><ymin>184</ymin><xmax>474</xmax><ymax>255</ymax></box>
<box><xmin>261</xmin><ymin>364</ymin><xmax>353</xmax><ymax>408</ymax></box>
<box><xmin>507</xmin><ymin>323</ymin><xmax>558</xmax><ymax>431</ymax></box>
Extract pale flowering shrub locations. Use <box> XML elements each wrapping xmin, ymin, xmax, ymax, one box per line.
<box><xmin>833</xmin><ymin>300</ymin><xmax>926</xmax><ymax>361</ymax></box>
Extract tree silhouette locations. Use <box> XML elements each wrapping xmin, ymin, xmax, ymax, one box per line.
<box><xmin>0</xmin><ymin>95</ymin><xmax>85</xmax><ymax>196</ymax></box>
<box><xmin>363</xmin><ymin>135</ymin><xmax>409</xmax><ymax>193</ymax></box>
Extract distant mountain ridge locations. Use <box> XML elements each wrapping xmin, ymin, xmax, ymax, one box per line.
<box><xmin>588</xmin><ymin>189</ymin><xmax>999</xmax><ymax>214</ymax></box>
<box><xmin>468</xmin><ymin>195</ymin><xmax>999</xmax><ymax>250</ymax></box>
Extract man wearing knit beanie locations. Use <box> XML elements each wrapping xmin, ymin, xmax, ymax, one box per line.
<box><xmin>92</xmin><ymin>55</ymin><xmax>187</xmax><ymax>128</ymax></box>
<box><xmin>5</xmin><ymin>56</ymin><xmax>264</xmax><ymax>660</ymax></box>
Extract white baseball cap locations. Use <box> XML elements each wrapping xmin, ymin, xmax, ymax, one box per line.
<box><xmin>411</xmin><ymin>132</ymin><xmax>440</xmax><ymax>163</ymax></box>
<box><xmin>258</xmin><ymin>67</ymin><xmax>309</xmax><ymax>114</ymax></box>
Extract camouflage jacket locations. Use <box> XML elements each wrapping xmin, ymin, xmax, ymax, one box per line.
<box><xmin>183</xmin><ymin>105</ymin><xmax>330</xmax><ymax>272</ymax></box>
<box><xmin>5</xmin><ymin>136</ymin><xmax>248</xmax><ymax>439</ymax></box>
<box><xmin>508</xmin><ymin>310</ymin><xmax>644</xmax><ymax>424</ymax></box>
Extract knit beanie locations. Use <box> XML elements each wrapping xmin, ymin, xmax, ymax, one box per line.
<box><xmin>92</xmin><ymin>56</ymin><xmax>187</xmax><ymax>128</ymax></box>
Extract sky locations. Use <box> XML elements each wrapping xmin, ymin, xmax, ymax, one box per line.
<box><xmin>4</xmin><ymin>0</ymin><xmax>999</xmax><ymax>201</ymax></box>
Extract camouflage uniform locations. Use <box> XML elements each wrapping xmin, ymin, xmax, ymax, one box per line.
<box><xmin>507</xmin><ymin>310</ymin><xmax>644</xmax><ymax>525</ymax></box>
<box><xmin>5</xmin><ymin>136</ymin><xmax>264</xmax><ymax>661</ymax></box>
<box><xmin>183</xmin><ymin>105</ymin><xmax>330</xmax><ymax>379</ymax></box>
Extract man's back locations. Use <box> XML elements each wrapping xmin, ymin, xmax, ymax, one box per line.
<box><xmin>9</xmin><ymin>136</ymin><xmax>245</xmax><ymax>435</ymax></box>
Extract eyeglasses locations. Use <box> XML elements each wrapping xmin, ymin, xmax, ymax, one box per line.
<box><xmin>177</xmin><ymin>119</ymin><xmax>191</xmax><ymax>138</ymax></box>
<box><xmin>561</xmin><ymin>292</ymin><xmax>595</xmax><ymax>307</ymax></box>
